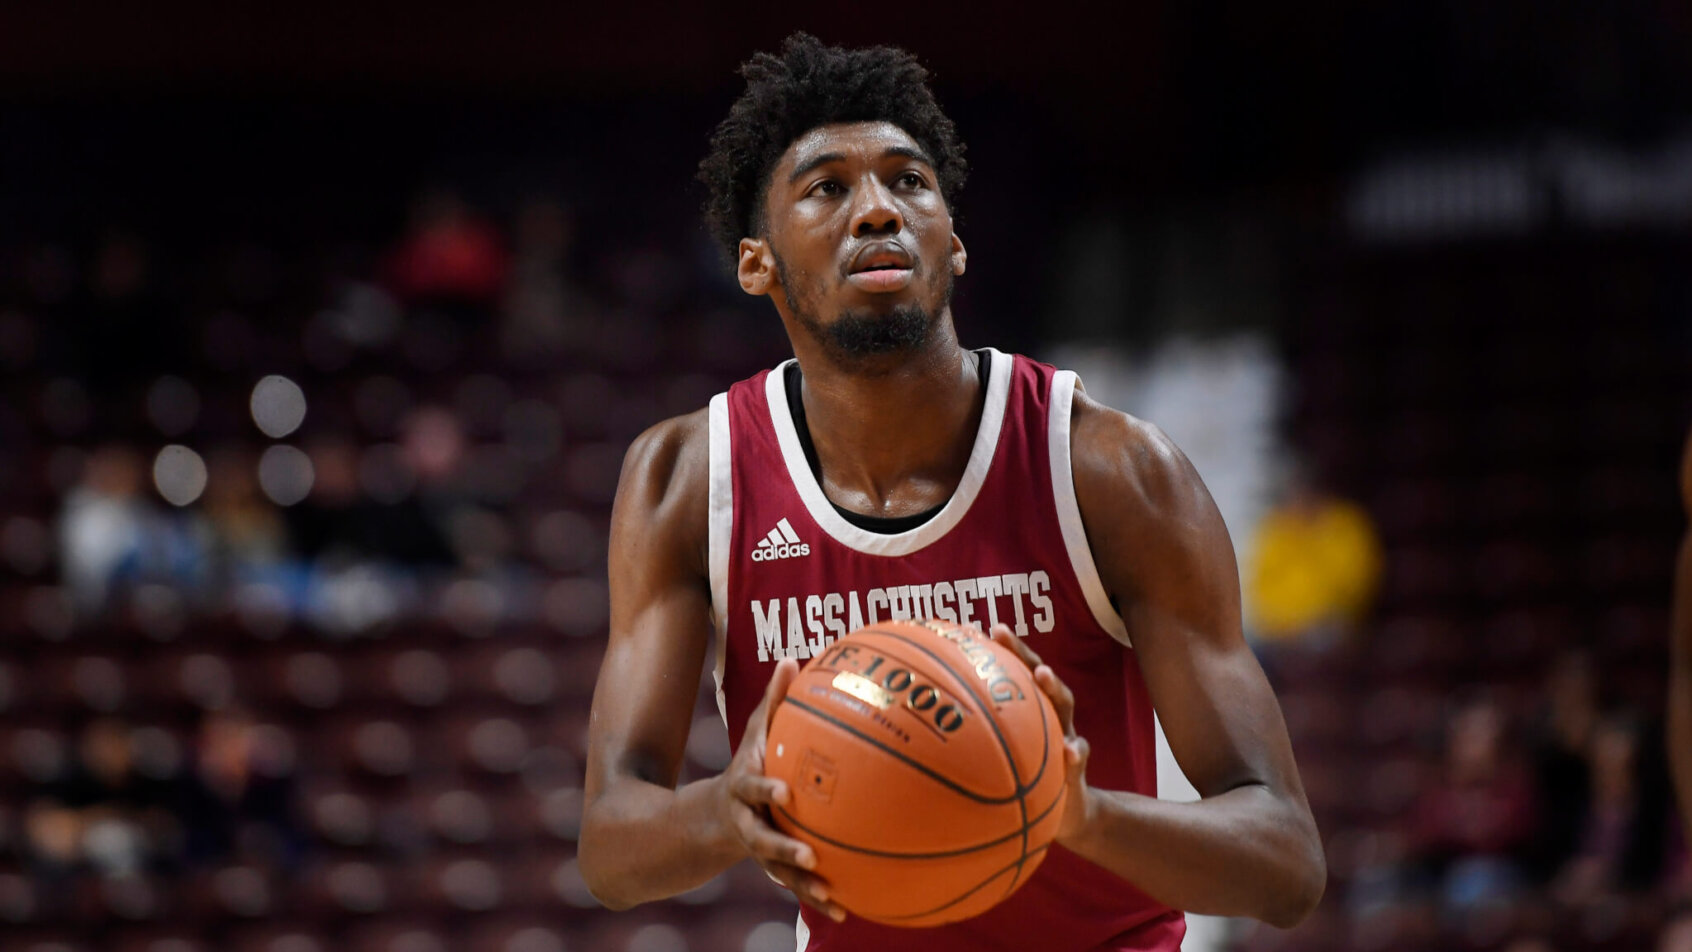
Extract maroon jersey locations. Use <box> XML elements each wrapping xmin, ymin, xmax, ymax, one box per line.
<box><xmin>706</xmin><ymin>349</ymin><xmax>1186</xmax><ymax>951</ymax></box>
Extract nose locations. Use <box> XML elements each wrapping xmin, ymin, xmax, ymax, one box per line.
<box><xmin>850</xmin><ymin>176</ymin><xmax>903</xmax><ymax>237</ymax></box>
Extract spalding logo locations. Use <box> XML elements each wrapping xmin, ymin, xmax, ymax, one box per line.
<box><xmin>925</xmin><ymin>622</ymin><xmax>1027</xmax><ymax>704</ymax></box>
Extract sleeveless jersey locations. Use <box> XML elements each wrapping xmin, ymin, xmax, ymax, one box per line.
<box><xmin>706</xmin><ymin>349</ymin><xmax>1186</xmax><ymax>952</ymax></box>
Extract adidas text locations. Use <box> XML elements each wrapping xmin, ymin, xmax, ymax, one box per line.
<box><xmin>752</xmin><ymin>542</ymin><xmax>810</xmax><ymax>561</ymax></box>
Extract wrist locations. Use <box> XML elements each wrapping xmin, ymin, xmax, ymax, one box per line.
<box><xmin>1055</xmin><ymin>784</ymin><xmax>1103</xmax><ymax>852</ymax></box>
<box><xmin>690</xmin><ymin>772</ymin><xmax>743</xmax><ymax>860</ymax></box>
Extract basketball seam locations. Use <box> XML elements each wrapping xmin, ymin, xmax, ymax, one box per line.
<box><xmin>864</xmin><ymin>627</ymin><xmax>1042</xmax><ymax>794</ymax></box>
<box><xmin>868</xmin><ymin>845</ymin><xmax>1053</xmax><ymax>924</ymax></box>
<box><xmin>865</xmin><ymin>626</ymin><xmax>1042</xmax><ymax>886</ymax></box>
<box><xmin>779</xmin><ymin>696</ymin><xmax>1021</xmax><ymax>805</ymax></box>
<box><xmin>771</xmin><ymin>775</ymin><xmax>1066</xmax><ymax>861</ymax></box>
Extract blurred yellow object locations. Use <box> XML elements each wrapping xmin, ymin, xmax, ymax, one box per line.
<box><xmin>1246</xmin><ymin>497</ymin><xmax>1382</xmax><ymax>642</ymax></box>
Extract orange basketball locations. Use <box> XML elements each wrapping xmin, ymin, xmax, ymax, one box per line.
<box><xmin>763</xmin><ymin>619</ymin><xmax>1067</xmax><ymax>927</ymax></box>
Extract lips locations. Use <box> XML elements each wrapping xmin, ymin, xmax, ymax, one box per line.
<box><xmin>848</xmin><ymin>242</ymin><xmax>914</xmax><ymax>275</ymax></box>
<box><xmin>844</xmin><ymin>242</ymin><xmax>916</xmax><ymax>293</ymax></box>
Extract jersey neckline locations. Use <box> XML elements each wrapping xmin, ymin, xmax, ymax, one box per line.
<box><xmin>783</xmin><ymin>350</ymin><xmax>992</xmax><ymax>535</ymax></box>
<box><xmin>762</xmin><ymin>347</ymin><xmax>1014</xmax><ymax>557</ymax></box>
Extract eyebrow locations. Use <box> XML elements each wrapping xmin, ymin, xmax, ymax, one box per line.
<box><xmin>786</xmin><ymin>145</ymin><xmax>937</xmax><ymax>184</ymax></box>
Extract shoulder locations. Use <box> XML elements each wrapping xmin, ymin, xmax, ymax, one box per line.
<box><xmin>621</xmin><ymin>408</ymin><xmax>710</xmax><ymax>488</ymax></box>
<box><xmin>1065</xmin><ymin>388</ymin><xmax>1236</xmax><ymax>607</ymax></box>
<box><xmin>613</xmin><ymin>408</ymin><xmax>711</xmax><ymax>566</ymax></box>
<box><xmin>1067</xmin><ymin>388</ymin><xmax>1209</xmax><ymax>526</ymax></box>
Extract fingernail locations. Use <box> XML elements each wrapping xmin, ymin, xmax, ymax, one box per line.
<box><xmin>799</xmin><ymin>848</ymin><xmax>816</xmax><ymax>870</ymax></box>
<box><xmin>813</xmin><ymin>885</ymin><xmax>828</xmax><ymax>901</ymax></box>
<box><xmin>831</xmin><ymin>908</ymin><xmax>847</xmax><ymax>922</ymax></box>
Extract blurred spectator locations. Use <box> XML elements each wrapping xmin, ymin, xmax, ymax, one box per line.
<box><xmin>1531</xmin><ymin>651</ymin><xmax>1600</xmax><ymax>878</ymax></box>
<box><xmin>201</xmin><ymin>446</ymin><xmax>289</xmax><ymax>580</ymax></box>
<box><xmin>500</xmin><ymin>195</ymin><xmax>595</xmax><ymax>366</ymax></box>
<box><xmin>58</xmin><ymin>443</ymin><xmax>203</xmax><ymax>613</ymax></box>
<box><xmin>23</xmin><ymin>719</ymin><xmax>177</xmax><ymax>878</ymax></box>
<box><xmin>1244</xmin><ymin>458</ymin><xmax>1383</xmax><ymax>650</ymax></box>
<box><xmin>384</xmin><ymin>188</ymin><xmax>509</xmax><ymax>311</ymax></box>
<box><xmin>286</xmin><ymin>433</ymin><xmax>456</xmax><ymax>569</ymax></box>
<box><xmin>1552</xmin><ymin>711</ymin><xmax>1674</xmax><ymax>905</ymax></box>
<box><xmin>174</xmin><ymin>708</ymin><xmax>303</xmax><ymax>869</ymax></box>
<box><xmin>1408</xmin><ymin>692</ymin><xmax>1539</xmax><ymax>920</ymax></box>
<box><xmin>401</xmin><ymin>405</ymin><xmax>468</xmax><ymax>496</ymax></box>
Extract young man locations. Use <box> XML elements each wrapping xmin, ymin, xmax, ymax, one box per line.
<box><xmin>580</xmin><ymin>33</ymin><xmax>1325</xmax><ymax>951</ymax></box>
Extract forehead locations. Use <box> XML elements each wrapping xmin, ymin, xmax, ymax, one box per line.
<box><xmin>775</xmin><ymin>120</ymin><xmax>925</xmax><ymax>173</ymax></box>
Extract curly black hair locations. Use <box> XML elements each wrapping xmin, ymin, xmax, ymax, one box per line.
<box><xmin>698</xmin><ymin>32</ymin><xmax>968</xmax><ymax>264</ymax></box>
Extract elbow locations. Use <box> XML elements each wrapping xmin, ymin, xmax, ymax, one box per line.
<box><xmin>577</xmin><ymin>820</ymin><xmax>638</xmax><ymax>911</ymax></box>
<box><xmin>1262</xmin><ymin>836</ymin><xmax>1327</xmax><ymax>929</ymax></box>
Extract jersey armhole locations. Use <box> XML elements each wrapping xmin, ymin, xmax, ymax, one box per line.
<box><xmin>1048</xmin><ymin>371</ymin><xmax>1134</xmax><ymax>648</ymax></box>
<box><xmin>707</xmin><ymin>392</ymin><xmax>732</xmax><ymax>725</ymax></box>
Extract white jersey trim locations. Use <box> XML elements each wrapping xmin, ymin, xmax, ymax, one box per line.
<box><xmin>1048</xmin><ymin>371</ymin><xmax>1133</xmax><ymax>647</ymax></box>
<box><xmin>707</xmin><ymin>392</ymin><xmax>732</xmax><ymax>725</ymax></box>
<box><xmin>763</xmin><ymin>348</ymin><xmax>1014</xmax><ymax>558</ymax></box>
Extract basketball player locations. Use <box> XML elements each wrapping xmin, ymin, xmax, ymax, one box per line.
<box><xmin>1671</xmin><ymin>428</ymin><xmax>1692</xmax><ymax>832</ymax></box>
<box><xmin>580</xmin><ymin>34</ymin><xmax>1325</xmax><ymax>950</ymax></box>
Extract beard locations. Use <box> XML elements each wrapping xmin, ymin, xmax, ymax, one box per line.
<box><xmin>776</xmin><ymin>251</ymin><xmax>952</xmax><ymax>373</ymax></box>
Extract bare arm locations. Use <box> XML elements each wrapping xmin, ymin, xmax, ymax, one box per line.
<box><xmin>578</xmin><ymin>411</ymin><xmax>842</xmax><ymax>918</ymax></box>
<box><xmin>1002</xmin><ymin>393</ymin><xmax>1324</xmax><ymax>927</ymax></box>
<box><xmin>1670</xmin><ymin>429</ymin><xmax>1692</xmax><ymax>832</ymax></box>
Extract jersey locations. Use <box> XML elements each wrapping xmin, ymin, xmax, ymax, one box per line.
<box><xmin>706</xmin><ymin>349</ymin><xmax>1186</xmax><ymax>952</ymax></box>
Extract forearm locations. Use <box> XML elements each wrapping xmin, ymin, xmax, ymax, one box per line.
<box><xmin>1061</xmin><ymin>782</ymin><xmax>1325</xmax><ymax>928</ymax></box>
<box><xmin>579</xmin><ymin>773</ymin><xmax>744</xmax><ymax>909</ymax></box>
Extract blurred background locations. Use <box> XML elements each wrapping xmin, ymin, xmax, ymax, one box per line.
<box><xmin>2</xmin><ymin>2</ymin><xmax>1690</xmax><ymax>951</ymax></box>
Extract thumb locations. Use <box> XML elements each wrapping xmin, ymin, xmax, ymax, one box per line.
<box><xmin>1066</xmin><ymin>735</ymin><xmax>1090</xmax><ymax>775</ymax></box>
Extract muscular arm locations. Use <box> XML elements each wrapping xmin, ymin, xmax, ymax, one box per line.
<box><xmin>1057</xmin><ymin>394</ymin><xmax>1325</xmax><ymax>927</ymax></box>
<box><xmin>578</xmin><ymin>411</ymin><xmax>736</xmax><ymax>906</ymax></box>
<box><xmin>1670</xmin><ymin>429</ymin><xmax>1692</xmax><ymax>832</ymax></box>
<box><xmin>578</xmin><ymin>411</ymin><xmax>839</xmax><ymax>916</ymax></box>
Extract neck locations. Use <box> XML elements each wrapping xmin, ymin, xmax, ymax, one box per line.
<box><xmin>789</xmin><ymin>318</ymin><xmax>983</xmax><ymax>519</ymax></box>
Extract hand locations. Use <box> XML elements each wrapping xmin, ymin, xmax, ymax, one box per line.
<box><xmin>990</xmin><ymin>624</ymin><xmax>1094</xmax><ymax>845</ymax></box>
<box><xmin>718</xmin><ymin>657</ymin><xmax>848</xmax><ymax>922</ymax></box>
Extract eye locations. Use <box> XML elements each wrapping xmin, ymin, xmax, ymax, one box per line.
<box><xmin>896</xmin><ymin>171</ymin><xmax>927</xmax><ymax>189</ymax></box>
<box><xmin>809</xmin><ymin>180</ymin><xmax>844</xmax><ymax>198</ymax></box>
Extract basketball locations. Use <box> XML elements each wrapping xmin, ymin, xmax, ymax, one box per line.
<box><xmin>763</xmin><ymin>619</ymin><xmax>1067</xmax><ymax>927</ymax></box>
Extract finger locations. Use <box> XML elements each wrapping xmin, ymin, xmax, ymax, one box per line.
<box><xmin>730</xmin><ymin>771</ymin><xmax>790</xmax><ymax>808</ymax></box>
<box><xmin>1034</xmin><ymin>664</ymin><xmax>1077</xmax><ymax>734</ymax></box>
<box><xmin>764</xmin><ymin>860</ymin><xmax>849</xmax><ymax>921</ymax></box>
<box><xmin>733</xmin><ymin>804</ymin><xmax>817</xmax><ymax>870</ymax></box>
<box><xmin>1065</xmin><ymin>735</ymin><xmax>1091</xmax><ymax>774</ymax></box>
<box><xmin>744</xmin><ymin>658</ymin><xmax>800</xmax><ymax>746</ymax></box>
<box><xmin>990</xmin><ymin>624</ymin><xmax>1043</xmax><ymax>670</ymax></box>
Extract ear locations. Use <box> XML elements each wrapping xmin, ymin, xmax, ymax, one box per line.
<box><xmin>950</xmin><ymin>232</ymin><xmax>968</xmax><ymax>276</ymax></box>
<box><xmin>737</xmin><ymin>237</ymin><xmax>776</xmax><ymax>296</ymax></box>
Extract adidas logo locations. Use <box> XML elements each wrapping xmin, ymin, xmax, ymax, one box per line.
<box><xmin>751</xmin><ymin>518</ymin><xmax>811</xmax><ymax>562</ymax></box>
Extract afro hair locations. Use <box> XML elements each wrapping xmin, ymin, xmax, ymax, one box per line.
<box><xmin>697</xmin><ymin>32</ymin><xmax>968</xmax><ymax>264</ymax></box>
